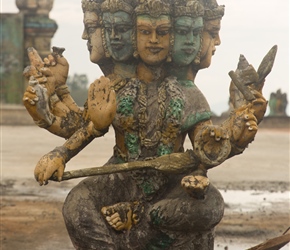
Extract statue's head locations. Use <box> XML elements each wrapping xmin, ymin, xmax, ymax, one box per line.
<box><xmin>198</xmin><ymin>0</ymin><xmax>225</xmax><ymax>69</ymax></box>
<box><xmin>81</xmin><ymin>0</ymin><xmax>106</xmax><ymax>64</ymax></box>
<box><xmin>134</xmin><ymin>0</ymin><xmax>172</xmax><ymax>66</ymax></box>
<box><xmin>101</xmin><ymin>0</ymin><xmax>136</xmax><ymax>62</ymax></box>
<box><xmin>172</xmin><ymin>0</ymin><xmax>204</xmax><ymax>67</ymax></box>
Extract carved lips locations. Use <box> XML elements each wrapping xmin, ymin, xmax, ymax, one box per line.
<box><xmin>182</xmin><ymin>48</ymin><xmax>195</xmax><ymax>55</ymax></box>
<box><xmin>111</xmin><ymin>43</ymin><xmax>124</xmax><ymax>51</ymax></box>
<box><xmin>147</xmin><ymin>46</ymin><xmax>163</xmax><ymax>54</ymax></box>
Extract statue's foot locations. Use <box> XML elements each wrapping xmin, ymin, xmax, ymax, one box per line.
<box><xmin>181</xmin><ymin>175</ymin><xmax>210</xmax><ymax>199</ymax></box>
<box><xmin>101</xmin><ymin>202</ymin><xmax>141</xmax><ymax>231</ymax></box>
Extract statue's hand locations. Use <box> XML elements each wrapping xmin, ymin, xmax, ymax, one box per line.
<box><xmin>24</xmin><ymin>47</ymin><xmax>57</xmax><ymax>96</ymax></box>
<box><xmin>181</xmin><ymin>175</ymin><xmax>209</xmax><ymax>199</ymax></box>
<box><xmin>88</xmin><ymin>76</ymin><xmax>117</xmax><ymax>131</ymax></box>
<box><xmin>34</xmin><ymin>147</ymin><xmax>66</xmax><ymax>186</ymax></box>
<box><xmin>194</xmin><ymin>125</ymin><xmax>231</xmax><ymax>167</ymax></box>
<box><xmin>197</xmin><ymin>125</ymin><xmax>229</xmax><ymax>147</ymax></box>
<box><xmin>43</xmin><ymin>47</ymin><xmax>69</xmax><ymax>89</ymax></box>
<box><xmin>23</xmin><ymin>77</ymin><xmax>55</xmax><ymax>128</ymax></box>
<box><xmin>101</xmin><ymin>202</ymin><xmax>141</xmax><ymax>231</ymax></box>
<box><xmin>230</xmin><ymin>105</ymin><xmax>258</xmax><ymax>149</ymax></box>
<box><xmin>229</xmin><ymin>46</ymin><xmax>277</xmax><ymax>109</ymax></box>
<box><xmin>249</xmin><ymin>90</ymin><xmax>268</xmax><ymax>123</ymax></box>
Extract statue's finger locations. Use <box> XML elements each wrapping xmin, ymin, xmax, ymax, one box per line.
<box><xmin>23</xmin><ymin>91</ymin><xmax>36</xmax><ymax>102</ymax></box>
<box><xmin>40</xmin><ymin>67</ymin><xmax>52</xmax><ymax>77</ymax></box>
<box><xmin>56</xmin><ymin>56</ymin><xmax>69</xmax><ymax>66</ymax></box>
<box><xmin>23</xmin><ymin>65</ymin><xmax>42</xmax><ymax>79</ymax></box>
<box><xmin>37</xmin><ymin>172</ymin><xmax>44</xmax><ymax>186</ymax></box>
<box><xmin>43</xmin><ymin>170</ymin><xmax>53</xmax><ymax>185</ymax></box>
<box><xmin>56</xmin><ymin>167</ymin><xmax>64</xmax><ymax>182</ymax></box>
<box><xmin>27</xmin><ymin>84</ymin><xmax>36</xmax><ymax>93</ymax></box>
<box><xmin>111</xmin><ymin>216</ymin><xmax>120</xmax><ymax>224</ymax></box>
<box><xmin>47</xmin><ymin>54</ymin><xmax>56</xmax><ymax>64</ymax></box>
<box><xmin>214</xmin><ymin>128</ymin><xmax>223</xmax><ymax>141</ymax></box>
<box><xmin>244</xmin><ymin>112</ymin><xmax>257</xmax><ymax>123</ymax></box>
<box><xmin>43</xmin><ymin>57</ymin><xmax>50</xmax><ymax>66</ymax></box>
<box><xmin>27</xmin><ymin>47</ymin><xmax>44</xmax><ymax>70</ymax></box>
<box><xmin>247</xmin><ymin>123</ymin><xmax>258</xmax><ymax>132</ymax></box>
<box><xmin>33</xmin><ymin>76</ymin><xmax>47</xmax><ymax>85</ymax></box>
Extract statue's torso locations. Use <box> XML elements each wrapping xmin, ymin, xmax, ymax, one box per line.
<box><xmin>113</xmin><ymin>77</ymin><xmax>211</xmax><ymax>162</ymax></box>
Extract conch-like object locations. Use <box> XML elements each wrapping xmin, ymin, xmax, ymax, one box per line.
<box><xmin>229</xmin><ymin>45</ymin><xmax>277</xmax><ymax>109</ymax></box>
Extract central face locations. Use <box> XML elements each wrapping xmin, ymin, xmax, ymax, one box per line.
<box><xmin>82</xmin><ymin>11</ymin><xmax>105</xmax><ymax>64</ymax></box>
<box><xmin>172</xmin><ymin>16</ymin><xmax>203</xmax><ymax>66</ymax></box>
<box><xmin>199</xmin><ymin>18</ymin><xmax>221</xmax><ymax>69</ymax></box>
<box><xmin>136</xmin><ymin>14</ymin><xmax>171</xmax><ymax>66</ymax></box>
<box><xmin>102</xmin><ymin>11</ymin><xmax>134</xmax><ymax>62</ymax></box>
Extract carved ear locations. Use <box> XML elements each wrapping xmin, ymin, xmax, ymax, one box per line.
<box><xmin>133</xmin><ymin>51</ymin><xmax>139</xmax><ymax>59</ymax></box>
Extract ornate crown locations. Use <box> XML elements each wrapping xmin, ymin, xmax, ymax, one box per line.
<box><xmin>81</xmin><ymin>0</ymin><xmax>103</xmax><ymax>13</ymax></box>
<box><xmin>204</xmin><ymin>5</ymin><xmax>225</xmax><ymax>20</ymax></box>
<box><xmin>200</xmin><ymin>0</ymin><xmax>224</xmax><ymax>20</ymax></box>
<box><xmin>173</xmin><ymin>1</ymin><xmax>204</xmax><ymax>18</ymax></box>
<box><xmin>135</xmin><ymin>0</ymin><xmax>171</xmax><ymax>18</ymax></box>
<box><xmin>101</xmin><ymin>0</ymin><xmax>135</xmax><ymax>14</ymax></box>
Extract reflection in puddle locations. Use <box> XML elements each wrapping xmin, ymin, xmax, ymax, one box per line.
<box><xmin>220</xmin><ymin>190</ymin><xmax>290</xmax><ymax>212</ymax></box>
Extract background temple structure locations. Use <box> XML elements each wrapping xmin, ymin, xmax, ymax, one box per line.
<box><xmin>1</xmin><ymin>0</ymin><xmax>57</xmax><ymax>104</ymax></box>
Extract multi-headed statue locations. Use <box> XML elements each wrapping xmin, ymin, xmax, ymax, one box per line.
<box><xmin>22</xmin><ymin>0</ymin><xmax>277</xmax><ymax>249</ymax></box>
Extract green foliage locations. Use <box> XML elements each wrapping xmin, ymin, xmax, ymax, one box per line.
<box><xmin>67</xmin><ymin>74</ymin><xmax>89</xmax><ymax>91</ymax></box>
<box><xmin>67</xmin><ymin>73</ymin><xmax>89</xmax><ymax>106</ymax></box>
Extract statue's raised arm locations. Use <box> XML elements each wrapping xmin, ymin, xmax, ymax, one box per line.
<box><xmin>23</xmin><ymin>47</ymin><xmax>85</xmax><ymax>138</ymax></box>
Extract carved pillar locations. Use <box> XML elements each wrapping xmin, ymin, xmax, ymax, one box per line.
<box><xmin>16</xmin><ymin>0</ymin><xmax>58</xmax><ymax>67</ymax></box>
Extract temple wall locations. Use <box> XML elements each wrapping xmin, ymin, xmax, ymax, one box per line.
<box><xmin>1</xmin><ymin>14</ymin><xmax>25</xmax><ymax>104</ymax></box>
<box><xmin>0</xmin><ymin>1</ymin><xmax>57</xmax><ymax>104</ymax></box>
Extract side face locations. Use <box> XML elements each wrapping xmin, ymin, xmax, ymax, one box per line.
<box><xmin>82</xmin><ymin>11</ymin><xmax>105</xmax><ymax>64</ymax></box>
<box><xmin>199</xmin><ymin>18</ymin><xmax>221</xmax><ymax>69</ymax></box>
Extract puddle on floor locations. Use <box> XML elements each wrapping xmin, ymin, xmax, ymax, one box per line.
<box><xmin>220</xmin><ymin>190</ymin><xmax>290</xmax><ymax>212</ymax></box>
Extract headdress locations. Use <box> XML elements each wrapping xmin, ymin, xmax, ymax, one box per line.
<box><xmin>173</xmin><ymin>0</ymin><xmax>204</xmax><ymax>18</ymax></box>
<box><xmin>81</xmin><ymin>0</ymin><xmax>103</xmax><ymax>13</ymax></box>
<box><xmin>201</xmin><ymin>0</ymin><xmax>225</xmax><ymax>20</ymax></box>
<box><xmin>101</xmin><ymin>0</ymin><xmax>135</xmax><ymax>14</ymax></box>
<box><xmin>135</xmin><ymin>0</ymin><xmax>171</xmax><ymax>18</ymax></box>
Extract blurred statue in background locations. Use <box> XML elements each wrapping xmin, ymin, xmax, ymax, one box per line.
<box><xmin>268</xmin><ymin>89</ymin><xmax>288</xmax><ymax>117</ymax></box>
<box><xmin>22</xmin><ymin>0</ymin><xmax>277</xmax><ymax>249</ymax></box>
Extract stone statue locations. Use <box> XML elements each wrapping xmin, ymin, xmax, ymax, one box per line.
<box><xmin>268</xmin><ymin>89</ymin><xmax>288</xmax><ymax>116</ymax></box>
<box><xmin>22</xmin><ymin>0</ymin><xmax>277</xmax><ymax>249</ymax></box>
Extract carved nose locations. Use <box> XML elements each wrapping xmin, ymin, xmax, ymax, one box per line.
<box><xmin>185</xmin><ymin>33</ymin><xmax>194</xmax><ymax>45</ymax></box>
<box><xmin>110</xmin><ymin>29</ymin><xmax>120</xmax><ymax>40</ymax></box>
<box><xmin>215</xmin><ymin>35</ymin><xmax>221</xmax><ymax>46</ymax></box>
<box><xmin>82</xmin><ymin>30</ymin><xmax>88</xmax><ymax>40</ymax></box>
<box><xmin>150</xmin><ymin>32</ymin><xmax>158</xmax><ymax>43</ymax></box>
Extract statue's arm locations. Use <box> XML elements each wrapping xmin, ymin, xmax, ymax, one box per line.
<box><xmin>34</xmin><ymin>122</ymin><xmax>108</xmax><ymax>186</ymax></box>
<box><xmin>224</xmin><ymin>47</ymin><xmax>275</xmax><ymax>156</ymax></box>
<box><xmin>23</xmin><ymin>47</ymin><xmax>85</xmax><ymax>138</ymax></box>
<box><xmin>188</xmin><ymin>119</ymin><xmax>231</xmax><ymax>169</ymax></box>
<box><xmin>222</xmin><ymin>90</ymin><xmax>267</xmax><ymax>158</ymax></box>
<box><xmin>47</xmin><ymin>47</ymin><xmax>83</xmax><ymax>114</ymax></box>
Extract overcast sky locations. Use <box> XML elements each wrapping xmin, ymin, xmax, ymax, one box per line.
<box><xmin>2</xmin><ymin>0</ymin><xmax>289</xmax><ymax>115</ymax></box>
